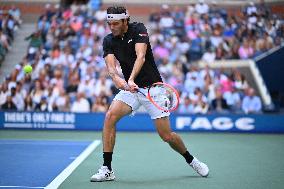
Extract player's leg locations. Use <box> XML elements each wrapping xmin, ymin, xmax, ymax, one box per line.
<box><xmin>91</xmin><ymin>100</ymin><xmax>132</xmax><ymax>182</ymax></box>
<box><xmin>154</xmin><ymin>116</ymin><xmax>209</xmax><ymax>177</ymax></box>
<box><xmin>154</xmin><ymin>116</ymin><xmax>187</xmax><ymax>154</ymax></box>
<box><xmin>103</xmin><ymin>99</ymin><xmax>132</xmax><ymax>165</ymax></box>
<box><xmin>103</xmin><ymin>100</ymin><xmax>132</xmax><ymax>152</ymax></box>
<box><xmin>91</xmin><ymin>91</ymin><xmax>140</xmax><ymax>182</ymax></box>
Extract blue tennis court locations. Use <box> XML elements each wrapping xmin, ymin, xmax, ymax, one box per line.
<box><xmin>0</xmin><ymin>139</ymin><xmax>100</xmax><ymax>189</ymax></box>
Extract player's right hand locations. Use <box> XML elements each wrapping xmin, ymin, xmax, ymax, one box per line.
<box><xmin>114</xmin><ymin>77</ymin><xmax>130</xmax><ymax>91</ymax></box>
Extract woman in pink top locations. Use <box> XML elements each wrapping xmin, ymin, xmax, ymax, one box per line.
<box><xmin>238</xmin><ymin>40</ymin><xmax>254</xmax><ymax>59</ymax></box>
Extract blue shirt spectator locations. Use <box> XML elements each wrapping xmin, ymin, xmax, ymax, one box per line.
<box><xmin>242</xmin><ymin>88</ymin><xmax>262</xmax><ymax>114</ymax></box>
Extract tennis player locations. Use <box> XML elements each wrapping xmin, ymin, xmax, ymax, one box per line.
<box><xmin>91</xmin><ymin>6</ymin><xmax>209</xmax><ymax>182</ymax></box>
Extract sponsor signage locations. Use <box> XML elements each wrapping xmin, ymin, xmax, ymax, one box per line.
<box><xmin>0</xmin><ymin>112</ymin><xmax>283</xmax><ymax>133</ymax></box>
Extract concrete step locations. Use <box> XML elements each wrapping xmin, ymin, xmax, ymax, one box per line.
<box><xmin>0</xmin><ymin>23</ymin><xmax>35</xmax><ymax>83</ymax></box>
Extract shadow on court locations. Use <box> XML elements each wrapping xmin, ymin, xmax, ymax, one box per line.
<box><xmin>117</xmin><ymin>175</ymin><xmax>205</xmax><ymax>184</ymax></box>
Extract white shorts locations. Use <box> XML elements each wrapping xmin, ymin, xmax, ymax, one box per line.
<box><xmin>113</xmin><ymin>88</ymin><xmax>170</xmax><ymax>119</ymax></box>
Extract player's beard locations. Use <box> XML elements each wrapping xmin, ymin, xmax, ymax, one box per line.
<box><xmin>111</xmin><ymin>25</ymin><xmax>125</xmax><ymax>37</ymax></box>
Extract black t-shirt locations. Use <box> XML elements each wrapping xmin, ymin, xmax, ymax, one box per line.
<box><xmin>103</xmin><ymin>22</ymin><xmax>162</xmax><ymax>88</ymax></box>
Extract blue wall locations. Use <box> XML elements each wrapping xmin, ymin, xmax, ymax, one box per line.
<box><xmin>256</xmin><ymin>46</ymin><xmax>284</xmax><ymax>95</ymax></box>
<box><xmin>255</xmin><ymin>46</ymin><xmax>284</xmax><ymax>108</ymax></box>
<box><xmin>1</xmin><ymin>111</ymin><xmax>284</xmax><ymax>133</ymax></box>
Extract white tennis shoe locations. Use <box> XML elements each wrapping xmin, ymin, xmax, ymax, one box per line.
<box><xmin>190</xmin><ymin>157</ymin><xmax>209</xmax><ymax>177</ymax></box>
<box><xmin>90</xmin><ymin>166</ymin><xmax>115</xmax><ymax>182</ymax></box>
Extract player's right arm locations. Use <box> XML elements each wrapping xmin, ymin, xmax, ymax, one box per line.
<box><xmin>104</xmin><ymin>54</ymin><xmax>128</xmax><ymax>90</ymax></box>
<box><xmin>103</xmin><ymin>36</ymin><xmax>128</xmax><ymax>90</ymax></box>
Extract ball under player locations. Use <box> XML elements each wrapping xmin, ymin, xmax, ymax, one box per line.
<box><xmin>90</xmin><ymin>6</ymin><xmax>209</xmax><ymax>182</ymax></box>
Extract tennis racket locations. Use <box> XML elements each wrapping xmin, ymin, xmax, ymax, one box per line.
<box><xmin>137</xmin><ymin>82</ymin><xmax>180</xmax><ymax>112</ymax></box>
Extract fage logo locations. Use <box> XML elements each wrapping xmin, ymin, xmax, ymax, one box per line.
<box><xmin>176</xmin><ymin>116</ymin><xmax>255</xmax><ymax>131</ymax></box>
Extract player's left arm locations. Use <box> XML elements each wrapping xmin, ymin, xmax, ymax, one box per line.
<box><xmin>128</xmin><ymin>43</ymin><xmax>147</xmax><ymax>90</ymax></box>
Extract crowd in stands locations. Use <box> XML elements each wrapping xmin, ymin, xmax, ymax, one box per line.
<box><xmin>0</xmin><ymin>1</ymin><xmax>283</xmax><ymax>114</ymax></box>
<box><xmin>0</xmin><ymin>5</ymin><xmax>22</xmax><ymax>64</ymax></box>
<box><xmin>149</xmin><ymin>0</ymin><xmax>283</xmax><ymax>64</ymax></box>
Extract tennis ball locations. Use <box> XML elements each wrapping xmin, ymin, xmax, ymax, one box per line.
<box><xmin>23</xmin><ymin>65</ymin><xmax>33</xmax><ymax>74</ymax></box>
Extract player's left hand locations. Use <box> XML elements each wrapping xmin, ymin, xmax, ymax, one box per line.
<box><xmin>128</xmin><ymin>80</ymin><xmax>139</xmax><ymax>93</ymax></box>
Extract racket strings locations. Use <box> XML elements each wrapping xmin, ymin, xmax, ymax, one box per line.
<box><xmin>149</xmin><ymin>85</ymin><xmax>178</xmax><ymax>111</ymax></box>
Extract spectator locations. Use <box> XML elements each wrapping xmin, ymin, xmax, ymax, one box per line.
<box><xmin>92</xmin><ymin>95</ymin><xmax>109</xmax><ymax>112</ymax></box>
<box><xmin>195</xmin><ymin>0</ymin><xmax>209</xmax><ymax>15</ymax></box>
<box><xmin>201</xmin><ymin>47</ymin><xmax>216</xmax><ymax>63</ymax></box>
<box><xmin>34</xmin><ymin>96</ymin><xmax>48</xmax><ymax>111</ymax></box>
<box><xmin>194</xmin><ymin>101</ymin><xmax>209</xmax><ymax>114</ymax></box>
<box><xmin>211</xmin><ymin>89</ymin><xmax>229</xmax><ymax>113</ymax></box>
<box><xmin>257</xmin><ymin>0</ymin><xmax>270</xmax><ymax>18</ymax></box>
<box><xmin>30</xmin><ymin>80</ymin><xmax>44</xmax><ymax>106</ymax></box>
<box><xmin>25</xmin><ymin>30</ymin><xmax>43</xmax><ymax>49</ymax></box>
<box><xmin>71</xmin><ymin>92</ymin><xmax>90</xmax><ymax>112</ymax></box>
<box><xmin>10</xmin><ymin>86</ymin><xmax>24</xmax><ymax>111</ymax></box>
<box><xmin>54</xmin><ymin>89</ymin><xmax>69</xmax><ymax>111</ymax></box>
<box><xmin>190</xmin><ymin>88</ymin><xmax>209</xmax><ymax>114</ymax></box>
<box><xmin>24</xmin><ymin>95</ymin><xmax>34</xmax><ymax>111</ymax></box>
<box><xmin>238</xmin><ymin>40</ymin><xmax>254</xmax><ymax>59</ymax></box>
<box><xmin>179</xmin><ymin>96</ymin><xmax>195</xmax><ymax>114</ymax></box>
<box><xmin>94</xmin><ymin>74</ymin><xmax>112</xmax><ymax>97</ymax></box>
<box><xmin>1</xmin><ymin>96</ymin><xmax>17</xmax><ymax>110</ymax></box>
<box><xmin>78</xmin><ymin>75</ymin><xmax>95</xmax><ymax>99</ymax></box>
<box><xmin>0</xmin><ymin>30</ymin><xmax>10</xmax><ymax>51</ymax></box>
<box><xmin>223</xmin><ymin>87</ymin><xmax>241</xmax><ymax>112</ymax></box>
<box><xmin>9</xmin><ymin>5</ymin><xmax>22</xmax><ymax>26</ymax></box>
<box><xmin>0</xmin><ymin>83</ymin><xmax>9</xmax><ymax>106</ymax></box>
<box><xmin>242</xmin><ymin>88</ymin><xmax>262</xmax><ymax>114</ymax></box>
<box><xmin>66</xmin><ymin>71</ymin><xmax>79</xmax><ymax>101</ymax></box>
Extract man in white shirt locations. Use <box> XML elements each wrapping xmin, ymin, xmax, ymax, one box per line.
<box><xmin>71</xmin><ymin>92</ymin><xmax>90</xmax><ymax>112</ymax></box>
<box><xmin>242</xmin><ymin>88</ymin><xmax>262</xmax><ymax>114</ymax></box>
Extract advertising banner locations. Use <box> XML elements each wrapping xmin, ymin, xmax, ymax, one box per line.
<box><xmin>0</xmin><ymin>112</ymin><xmax>284</xmax><ymax>133</ymax></box>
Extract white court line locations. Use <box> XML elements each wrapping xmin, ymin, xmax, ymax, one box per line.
<box><xmin>0</xmin><ymin>186</ymin><xmax>44</xmax><ymax>188</ymax></box>
<box><xmin>45</xmin><ymin>140</ymin><xmax>101</xmax><ymax>189</ymax></box>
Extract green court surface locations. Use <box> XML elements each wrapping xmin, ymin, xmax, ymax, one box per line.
<box><xmin>1</xmin><ymin>130</ymin><xmax>284</xmax><ymax>189</ymax></box>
